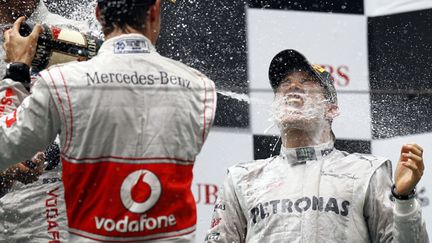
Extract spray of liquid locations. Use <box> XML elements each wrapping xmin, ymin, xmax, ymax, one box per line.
<box><xmin>270</xmin><ymin>92</ymin><xmax>330</xmax><ymax>146</ymax></box>
<box><xmin>272</xmin><ymin>93</ymin><xmax>327</xmax><ymax>127</ymax></box>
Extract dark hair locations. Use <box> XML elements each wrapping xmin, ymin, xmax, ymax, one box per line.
<box><xmin>97</xmin><ymin>0</ymin><xmax>156</xmax><ymax>35</ymax></box>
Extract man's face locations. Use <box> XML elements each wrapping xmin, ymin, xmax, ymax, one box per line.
<box><xmin>272</xmin><ymin>70</ymin><xmax>329</xmax><ymax>130</ymax></box>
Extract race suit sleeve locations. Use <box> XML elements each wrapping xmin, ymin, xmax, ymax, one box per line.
<box><xmin>0</xmin><ymin>77</ymin><xmax>60</xmax><ymax>170</ymax></box>
<box><xmin>205</xmin><ymin>170</ymin><xmax>247</xmax><ymax>243</ymax></box>
<box><xmin>0</xmin><ymin>79</ymin><xmax>30</xmax><ymax>116</ymax></box>
<box><xmin>364</xmin><ymin>160</ymin><xmax>429</xmax><ymax>243</ymax></box>
<box><xmin>0</xmin><ymin>79</ymin><xmax>30</xmax><ymax>195</ymax></box>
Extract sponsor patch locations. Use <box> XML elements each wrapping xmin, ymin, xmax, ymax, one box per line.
<box><xmin>114</xmin><ymin>39</ymin><xmax>150</xmax><ymax>54</ymax></box>
<box><xmin>205</xmin><ymin>232</ymin><xmax>221</xmax><ymax>241</ymax></box>
<box><xmin>250</xmin><ymin>196</ymin><xmax>350</xmax><ymax>224</ymax></box>
<box><xmin>214</xmin><ymin>203</ymin><xmax>226</xmax><ymax>211</ymax></box>
<box><xmin>211</xmin><ymin>218</ymin><xmax>222</xmax><ymax>228</ymax></box>
<box><xmin>295</xmin><ymin>147</ymin><xmax>317</xmax><ymax>161</ymax></box>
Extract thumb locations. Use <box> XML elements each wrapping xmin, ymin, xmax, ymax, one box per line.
<box><xmin>12</xmin><ymin>16</ymin><xmax>26</xmax><ymax>32</ymax></box>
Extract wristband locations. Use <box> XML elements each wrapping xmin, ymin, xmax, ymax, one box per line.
<box><xmin>4</xmin><ymin>62</ymin><xmax>31</xmax><ymax>91</ymax></box>
<box><xmin>391</xmin><ymin>184</ymin><xmax>416</xmax><ymax>200</ymax></box>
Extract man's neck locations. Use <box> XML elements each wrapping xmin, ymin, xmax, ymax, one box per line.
<box><xmin>104</xmin><ymin>26</ymin><xmax>156</xmax><ymax>44</ymax></box>
<box><xmin>281</xmin><ymin>127</ymin><xmax>332</xmax><ymax>148</ymax></box>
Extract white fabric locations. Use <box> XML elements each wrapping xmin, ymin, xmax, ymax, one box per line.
<box><xmin>0</xmin><ymin>1</ymin><xmax>94</xmax><ymax>241</ymax></box>
<box><xmin>206</xmin><ymin>142</ymin><xmax>429</xmax><ymax>242</ymax></box>
<box><xmin>0</xmin><ymin>33</ymin><xmax>216</xmax><ymax>242</ymax></box>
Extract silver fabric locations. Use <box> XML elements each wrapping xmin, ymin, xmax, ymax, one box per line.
<box><xmin>0</xmin><ymin>33</ymin><xmax>216</xmax><ymax>242</ymax></box>
<box><xmin>206</xmin><ymin>142</ymin><xmax>429</xmax><ymax>243</ymax></box>
<box><xmin>0</xmin><ymin>2</ymin><xmax>81</xmax><ymax>242</ymax></box>
<box><xmin>0</xmin><ymin>168</ymin><xmax>67</xmax><ymax>242</ymax></box>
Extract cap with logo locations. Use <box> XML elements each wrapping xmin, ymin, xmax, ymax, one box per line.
<box><xmin>268</xmin><ymin>49</ymin><xmax>337</xmax><ymax>105</ymax></box>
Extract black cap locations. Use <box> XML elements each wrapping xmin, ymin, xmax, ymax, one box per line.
<box><xmin>268</xmin><ymin>49</ymin><xmax>337</xmax><ymax>104</ymax></box>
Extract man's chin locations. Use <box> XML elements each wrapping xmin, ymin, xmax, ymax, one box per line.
<box><xmin>277</xmin><ymin>115</ymin><xmax>322</xmax><ymax>130</ymax></box>
<box><xmin>279</xmin><ymin>117</ymin><xmax>309</xmax><ymax>129</ymax></box>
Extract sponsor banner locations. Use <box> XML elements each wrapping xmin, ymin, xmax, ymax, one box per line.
<box><xmin>365</xmin><ymin>0</ymin><xmax>432</xmax><ymax>16</ymax></box>
<box><xmin>193</xmin><ymin>129</ymin><xmax>253</xmax><ymax>242</ymax></box>
<box><xmin>371</xmin><ymin>133</ymin><xmax>432</xmax><ymax>235</ymax></box>
<box><xmin>247</xmin><ymin>9</ymin><xmax>369</xmax><ymax>92</ymax></box>
<box><xmin>62</xmin><ymin>160</ymin><xmax>196</xmax><ymax>239</ymax></box>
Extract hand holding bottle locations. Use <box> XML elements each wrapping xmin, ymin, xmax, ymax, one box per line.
<box><xmin>3</xmin><ymin>16</ymin><xmax>43</xmax><ymax>66</ymax></box>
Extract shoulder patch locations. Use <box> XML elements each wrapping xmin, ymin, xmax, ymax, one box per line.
<box><xmin>114</xmin><ymin>39</ymin><xmax>150</xmax><ymax>54</ymax></box>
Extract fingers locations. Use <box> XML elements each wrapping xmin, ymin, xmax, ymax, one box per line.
<box><xmin>15</xmin><ymin>160</ymin><xmax>43</xmax><ymax>184</ymax></box>
<box><xmin>3</xmin><ymin>16</ymin><xmax>39</xmax><ymax>66</ymax></box>
<box><xmin>16</xmin><ymin>163</ymin><xmax>31</xmax><ymax>174</ymax></box>
<box><xmin>401</xmin><ymin>153</ymin><xmax>424</xmax><ymax>175</ymax></box>
<box><xmin>401</xmin><ymin>143</ymin><xmax>423</xmax><ymax>157</ymax></box>
<box><xmin>29</xmin><ymin>24</ymin><xmax>43</xmax><ymax>41</ymax></box>
<box><xmin>401</xmin><ymin>160</ymin><xmax>423</xmax><ymax>179</ymax></box>
<box><xmin>12</xmin><ymin>16</ymin><xmax>26</xmax><ymax>32</ymax></box>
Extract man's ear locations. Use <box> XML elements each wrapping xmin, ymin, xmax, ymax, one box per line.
<box><xmin>149</xmin><ymin>0</ymin><xmax>161</xmax><ymax>22</ymax></box>
<box><xmin>325</xmin><ymin>104</ymin><xmax>340</xmax><ymax>120</ymax></box>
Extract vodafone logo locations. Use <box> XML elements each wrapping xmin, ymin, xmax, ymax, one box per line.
<box><xmin>95</xmin><ymin>170</ymin><xmax>177</xmax><ymax>233</ymax></box>
<box><xmin>120</xmin><ymin>170</ymin><xmax>161</xmax><ymax>214</ymax></box>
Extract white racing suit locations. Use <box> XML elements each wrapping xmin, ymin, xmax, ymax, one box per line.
<box><xmin>206</xmin><ymin>142</ymin><xmax>429</xmax><ymax>243</ymax></box>
<box><xmin>0</xmin><ymin>2</ymin><xmax>92</xmax><ymax>241</ymax></box>
<box><xmin>0</xmin><ymin>167</ymin><xmax>66</xmax><ymax>242</ymax></box>
<box><xmin>0</xmin><ymin>79</ymin><xmax>67</xmax><ymax>242</ymax></box>
<box><xmin>0</xmin><ymin>34</ymin><xmax>216</xmax><ymax>242</ymax></box>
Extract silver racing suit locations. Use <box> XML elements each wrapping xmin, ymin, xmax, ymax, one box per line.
<box><xmin>0</xmin><ymin>78</ymin><xmax>67</xmax><ymax>242</ymax></box>
<box><xmin>0</xmin><ymin>166</ymin><xmax>66</xmax><ymax>242</ymax></box>
<box><xmin>0</xmin><ymin>2</ymin><xmax>93</xmax><ymax>241</ymax></box>
<box><xmin>0</xmin><ymin>34</ymin><xmax>216</xmax><ymax>242</ymax></box>
<box><xmin>206</xmin><ymin>142</ymin><xmax>429</xmax><ymax>243</ymax></box>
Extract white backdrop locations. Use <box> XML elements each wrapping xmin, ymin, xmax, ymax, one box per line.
<box><xmin>365</xmin><ymin>0</ymin><xmax>432</xmax><ymax>16</ymax></box>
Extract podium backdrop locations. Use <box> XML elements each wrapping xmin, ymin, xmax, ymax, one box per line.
<box><xmin>159</xmin><ymin>0</ymin><xmax>432</xmax><ymax>240</ymax></box>
<box><xmin>49</xmin><ymin>0</ymin><xmax>432</xmax><ymax>240</ymax></box>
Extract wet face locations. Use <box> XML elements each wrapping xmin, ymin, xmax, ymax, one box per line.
<box><xmin>272</xmin><ymin>70</ymin><xmax>329</xmax><ymax>130</ymax></box>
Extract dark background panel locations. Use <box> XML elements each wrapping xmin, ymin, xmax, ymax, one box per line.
<box><xmin>214</xmin><ymin>94</ymin><xmax>249</xmax><ymax>128</ymax></box>
<box><xmin>253</xmin><ymin>135</ymin><xmax>371</xmax><ymax>160</ymax></box>
<box><xmin>368</xmin><ymin>9</ymin><xmax>432</xmax><ymax>139</ymax></box>
<box><xmin>248</xmin><ymin>0</ymin><xmax>363</xmax><ymax>14</ymax></box>
<box><xmin>158</xmin><ymin>0</ymin><xmax>249</xmax><ymax>128</ymax></box>
<box><xmin>44</xmin><ymin>0</ymin><xmax>95</xmax><ymax>21</ymax></box>
<box><xmin>334</xmin><ymin>139</ymin><xmax>371</xmax><ymax>154</ymax></box>
<box><xmin>46</xmin><ymin>0</ymin><xmax>250</xmax><ymax>128</ymax></box>
<box><xmin>253</xmin><ymin>135</ymin><xmax>282</xmax><ymax>160</ymax></box>
<box><xmin>370</xmin><ymin>95</ymin><xmax>432</xmax><ymax>139</ymax></box>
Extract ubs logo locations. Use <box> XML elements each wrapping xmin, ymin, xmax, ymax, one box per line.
<box><xmin>120</xmin><ymin>170</ymin><xmax>161</xmax><ymax>213</ymax></box>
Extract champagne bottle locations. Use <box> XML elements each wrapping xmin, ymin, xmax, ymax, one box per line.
<box><xmin>19</xmin><ymin>21</ymin><xmax>103</xmax><ymax>72</ymax></box>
